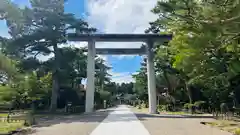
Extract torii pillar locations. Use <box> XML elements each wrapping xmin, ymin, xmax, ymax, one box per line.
<box><xmin>67</xmin><ymin>34</ymin><xmax>172</xmax><ymax>114</ymax></box>
<box><xmin>146</xmin><ymin>40</ymin><xmax>157</xmax><ymax>114</ymax></box>
<box><xmin>85</xmin><ymin>40</ymin><xmax>95</xmax><ymax>112</ymax></box>
<box><xmin>85</xmin><ymin>40</ymin><xmax>157</xmax><ymax>113</ymax></box>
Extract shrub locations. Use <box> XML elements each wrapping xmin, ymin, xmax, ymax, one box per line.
<box><xmin>24</xmin><ymin>110</ymin><xmax>36</xmax><ymax>126</ymax></box>
<box><xmin>157</xmin><ymin>105</ymin><xmax>167</xmax><ymax>111</ymax></box>
<box><xmin>183</xmin><ymin>103</ymin><xmax>197</xmax><ymax>113</ymax></box>
<box><xmin>133</xmin><ymin>101</ymin><xmax>137</xmax><ymax>107</ymax></box>
<box><xmin>194</xmin><ymin>101</ymin><xmax>206</xmax><ymax>109</ymax></box>
<box><xmin>157</xmin><ymin>104</ymin><xmax>175</xmax><ymax>112</ymax></box>
<box><xmin>184</xmin><ymin>103</ymin><xmax>190</xmax><ymax>109</ymax></box>
<box><xmin>167</xmin><ymin>104</ymin><xmax>175</xmax><ymax>111</ymax></box>
<box><xmin>188</xmin><ymin>103</ymin><xmax>194</xmax><ymax>109</ymax></box>
<box><xmin>234</xmin><ymin>128</ymin><xmax>240</xmax><ymax>135</ymax></box>
<box><xmin>141</xmin><ymin>103</ymin><xmax>148</xmax><ymax>108</ymax></box>
<box><xmin>180</xmin><ymin>102</ymin><xmax>186</xmax><ymax>106</ymax></box>
<box><xmin>188</xmin><ymin>104</ymin><xmax>197</xmax><ymax>113</ymax></box>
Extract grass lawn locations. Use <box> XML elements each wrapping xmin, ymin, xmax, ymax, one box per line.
<box><xmin>132</xmin><ymin>106</ymin><xmax>213</xmax><ymax>118</ymax></box>
<box><xmin>132</xmin><ymin>106</ymin><xmax>191</xmax><ymax>115</ymax></box>
<box><xmin>0</xmin><ymin>113</ymin><xmax>8</xmax><ymax>117</ymax></box>
<box><xmin>202</xmin><ymin>119</ymin><xmax>240</xmax><ymax>134</ymax></box>
<box><xmin>0</xmin><ymin>111</ymin><xmax>31</xmax><ymax>134</ymax></box>
<box><xmin>0</xmin><ymin>121</ymin><xmax>25</xmax><ymax>134</ymax></box>
<box><xmin>131</xmin><ymin>106</ymin><xmax>148</xmax><ymax>113</ymax></box>
<box><xmin>161</xmin><ymin>111</ymin><xmax>189</xmax><ymax>115</ymax></box>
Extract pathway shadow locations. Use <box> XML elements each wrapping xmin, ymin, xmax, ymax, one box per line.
<box><xmin>135</xmin><ymin>113</ymin><xmax>213</xmax><ymax>119</ymax></box>
<box><xmin>33</xmin><ymin>108</ymin><xmax>213</xmax><ymax>130</ymax></box>
<box><xmin>34</xmin><ymin>109</ymin><xmax>114</xmax><ymax>128</ymax></box>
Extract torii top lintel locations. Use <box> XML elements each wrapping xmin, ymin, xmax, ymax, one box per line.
<box><xmin>67</xmin><ymin>33</ymin><xmax>172</xmax><ymax>42</ymax></box>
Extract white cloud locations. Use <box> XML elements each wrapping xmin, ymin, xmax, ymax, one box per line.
<box><xmin>109</xmin><ymin>70</ymin><xmax>135</xmax><ymax>84</ymax></box>
<box><xmin>86</xmin><ymin>0</ymin><xmax>158</xmax><ymax>49</ymax></box>
<box><xmin>66</xmin><ymin>41</ymin><xmax>88</xmax><ymax>48</ymax></box>
<box><xmin>112</xmin><ymin>55</ymin><xmax>137</xmax><ymax>60</ymax></box>
<box><xmin>81</xmin><ymin>70</ymin><xmax>135</xmax><ymax>85</ymax></box>
<box><xmin>86</xmin><ymin>0</ymin><xmax>157</xmax><ymax>34</ymax></box>
<box><xmin>79</xmin><ymin>0</ymin><xmax>158</xmax><ymax>83</ymax></box>
<box><xmin>97</xmin><ymin>55</ymin><xmax>110</xmax><ymax>67</ymax></box>
<box><xmin>111</xmin><ymin>75</ymin><xmax>134</xmax><ymax>84</ymax></box>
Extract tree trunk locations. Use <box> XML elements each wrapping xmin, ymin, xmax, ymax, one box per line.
<box><xmin>71</xmin><ymin>77</ymin><xmax>74</xmax><ymax>89</ymax></box>
<box><xmin>163</xmin><ymin>71</ymin><xmax>172</xmax><ymax>94</ymax></box>
<box><xmin>71</xmin><ymin>62</ymin><xmax>75</xmax><ymax>89</ymax></box>
<box><xmin>50</xmin><ymin>43</ymin><xmax>60</xmax><ymax>112</ymax></box>
<box><xmin>101</xmin><ymin>83</ymin><xmax>104</xmax><ymax>91</ymax></box>
<box><xmin>185</xmin><ymin>81</ymin><xmax>192</xmax><ymax>104</ymax></box>
<box><xmin>50</xmin><ymin>73</ymin><xmax>59</xmax><ymax>112</ymax></box>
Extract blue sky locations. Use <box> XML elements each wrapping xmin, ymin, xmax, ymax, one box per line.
<box><xmin>1</xmin><ymin>0</ymin><xmax>158</xmax><ymax>83</ymax></box>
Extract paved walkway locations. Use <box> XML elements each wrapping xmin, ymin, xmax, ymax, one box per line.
<box><xmin>30</xmin><ymin>105</ymin><xmax>232</xmax><ymax>135</ymax></box>
<box><xmin>135</xmin><ymin>112</ymin><xmax>233</xmax><ymax>135</ymax></box>
<box><xmin>31</xmin><ymin>110</ymin><xmax>110</xmax><ymax>135</ymax></box>
<box><xmin>90</xmin><ymin>105</ymin><xmax>150</xmax><ymax>135</ymax></box>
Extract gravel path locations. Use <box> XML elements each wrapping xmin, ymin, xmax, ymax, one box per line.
<box><xmin>135</xmin><ymin>112</ymin><xmax>233</xmax><ymax>135</ymax></box>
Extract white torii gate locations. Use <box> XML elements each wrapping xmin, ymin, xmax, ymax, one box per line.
<box><xmin>68</xmin><ymin>33</ymin><xmax>172</xmax><ymax>114</ymax></box>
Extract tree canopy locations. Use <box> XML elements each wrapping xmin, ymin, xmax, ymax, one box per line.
<box><xmin>132</xmin><ymin>0</ymin><xmax>240</xmax><ymax>110</ymax></box>
<box><xmin>1</xmin><ymin>0</ymin><xmax>240</xmax><ymax>114</ymax></box>
<box><xmin>0</xmin><ymin>0</ymin><xmax>115</xmax><ymax>112</ymax></box>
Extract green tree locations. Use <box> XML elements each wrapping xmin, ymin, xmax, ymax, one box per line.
<box><xmin>2</xmin><ymin>0</ymin><xmax>96</xmax><ymax>111</ymax></box>
<box><xmin>145</xmin><ymin>0</ymin><xmax>240</xmax><ymax>107</ymax></box>
<box><xmin>132</xmin><ymin>59</ymin><xmax>148</xmax><ymax>101</ymax></box>
<box><xmin>0</xmin><ymin>53</ymin><xmax>18</xmax><ymax>83</ymax></box>
<box><xmin>1</xmin><ymin>71</ymin><xmax>52</xmax><ymax>109</ymax></box>
<box><xmin>57</xmin><ymin>47</ymin><xmax>87</xmax><ymax>88</ymax></box>
<box><xmin>95</xmin><ymin>58</ymin><xmax>111</xmax><ymax>92</ymax></box>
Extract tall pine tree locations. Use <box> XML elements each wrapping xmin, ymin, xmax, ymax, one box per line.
<box><xmin>2</xmin><ymin>0</ymin><xmax>96</xmax><ymax>111</ymax></box>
